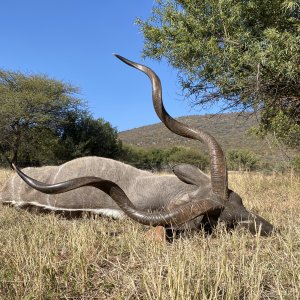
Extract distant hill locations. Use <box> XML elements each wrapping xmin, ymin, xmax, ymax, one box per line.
<box><xmin>118</xmin><ymin>113</ymin><xmax>295</xmax><ymax>164</ymax></box>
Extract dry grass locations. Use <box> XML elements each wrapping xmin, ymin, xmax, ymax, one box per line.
<box><xmin>0</xmin><ymin>169</ymin><xmax>299</xmax><ymax>299</ymax></box>
<box><xmin>0</xmin><ymin>168</ymin><xmax>13</xmax><ymax>189</ymax></box>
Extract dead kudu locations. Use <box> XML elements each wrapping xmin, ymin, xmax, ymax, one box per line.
<box><xmin>0</xmin><ymin>55</ymin><xmax>273</xmax><ymax>239</ymax></box>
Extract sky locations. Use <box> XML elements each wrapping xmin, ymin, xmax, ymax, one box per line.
<box><xmin>0</xmin><ymin>1</ymin><xmax>218</xmax><ymax>132</ymax></box>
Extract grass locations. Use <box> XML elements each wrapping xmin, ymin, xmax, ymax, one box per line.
<box><xmin>0</xmin><ymin>169</ymin><xmax>299</xmax><ymax>299</ymax></box>
<box><xmin>0</xmin><ymin>168</ymin><xmax>13</xmax><ymax>187</ymax></box>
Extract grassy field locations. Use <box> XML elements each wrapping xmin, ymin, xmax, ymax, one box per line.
<box><xmin>0</xmin><ymin>169</ymin><xmax>299</xmax><ymax>299</ymax></box>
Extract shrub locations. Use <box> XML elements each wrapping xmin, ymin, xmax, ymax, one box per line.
<box><xmin>119</xmin><ymin>146</ymin><xmax>167</xmax><ymax>171</ymax></box>
<box><xmin>227</xmin><ymin>150</ymin><xmax>259</xmax><ymax>171</ymax></box>
<box><xmin>120</xmin><ymin>146</ymin><xmax>209</xmax><ymax>171</ymax></box>
<box><xmin>292</xmin><ymin>156</ymin><xmax>300</xmax><ymax>172</ymax></box>
<box><xmin>166</xmin><ymin>147</ymin><xmax>209</xmax><ymax>171</ymax></box>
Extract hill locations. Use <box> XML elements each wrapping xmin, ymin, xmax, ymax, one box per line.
<box><xmin>118</xmin><ymin>112</ymin><xmax>294</xmax><ymax>164</ymax></box>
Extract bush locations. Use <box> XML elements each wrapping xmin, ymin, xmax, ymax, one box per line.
<box><xmin>292</xmin><ymin>156</ymin><xmax>300</xmax><ymax>172</ymax></box>
<box><xmin>120</xmin><ymin>146</ymin><xmax>168</xmax><ymax>171</ymax></box>
<box><xmin>58</xmin><ymin>115</ymin><xmax>122</xmax><ymax>161</ymax></box>
<box><xmin>120</xmin><ymin>146</ymin><xmax>209</xmax><ymax>171</ymax></box>
<box><xmin>227</xmin><ymin>150</ymin><xmax>259</xmax><ymax>171</ymax></box>
<box><xmin>166</xmin><ymin>147</ymin><xmax>209</xmax><ymax>171</ymax></box>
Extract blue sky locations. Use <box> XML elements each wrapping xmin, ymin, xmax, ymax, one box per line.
<box><xmin>1</xmin><ymin>1</ymin><xmax>217</xmax><ymax>131</ymax></box>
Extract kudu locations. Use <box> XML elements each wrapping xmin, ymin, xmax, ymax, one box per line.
<box><xmin>0</xmin><ymin>55</ymin><xmax>273</xmax><ymax>237</ymax></box>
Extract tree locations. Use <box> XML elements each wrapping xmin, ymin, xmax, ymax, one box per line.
<box><xmin>58</xmin><ymin>113</ymin><xmax>122</xmax><ymax>161</ymax></box>
<box><xmin>166</xmin><ymin>147</ymin><xmax>209</xmax><ymax>170</ymax></box>
<box><xmin>143</xmin><ymin>148</ymin><xmax>168</xmax><ymax>170</ymax></box>
<box><xmin>227</xmin><ymin>149</ymin><xmax>259</xmax><ymax>171</ymax></box>
<box><xmin>137</xmin><ymin>0</ymin><xmax>300</xmax><ymax>148</ymax></box>
<box><xmin>17</xmin><ymin>127</ymin><xmax>62</xmax><ymax>166</ymax></box>
<box><xmin>119</xmin><ymin>145</ymin><xmax>168</xmax><ymax>170</ymax></box>
<box><xmin>0</xmin><ymin>69</ymin><xmax>83</xmax><ymax>165</ymax></box>
<box><xmin>120</xmin><ymin>145</ymin><xmax>209</xmax><ymax>171</ymax></box>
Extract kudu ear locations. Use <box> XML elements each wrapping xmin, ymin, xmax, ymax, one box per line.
<box><xmin>172</xmin><ymin>164</ymin><xmax>210</xmax><ymax>187</ymax></box>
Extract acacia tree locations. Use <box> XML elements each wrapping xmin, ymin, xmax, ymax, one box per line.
<box><xmin>0</xmin><ymin>69</ymin><xmax>83</xmax><ymax>165</ymax></box>
<box><xmin>57</xmin><ymin>113</ymin><xmax>122</xmax><ymax>161</ymax></box>
<box><xmin>137</xmin><ymin>0</ymin><xmax>300</xmax><ymax>148</ymax></box>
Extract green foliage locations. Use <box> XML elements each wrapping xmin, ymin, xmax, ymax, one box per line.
<box><xmin>166</xmin><ymin>147</ymin><xmax>209</xmax><ymax>170</ymax></box>
<box><xmin>142</xmin><ymin>148</ymin><xmax>168</xmax><ymax>170</ymax></box>
<box><xmin>118</xmin><ymin>144</ymin><xmax>146</xmax><ymax>166</ymax></box>
<box><xmin>0</xmin><ymin>69</ymin><xmax>82</xmax><ymax>165</ymax></box>
<box><xmin>137</xmin><ymin>0</ymin><xmax>300</xmax><ymax>148</ymax></box>
<box><xmin>259</xmin><ymin>109</ymin><xmax>300</xmax><ymax>148</ymax></box>
<box><xmin>57</xmin><ymin>113</ymin><xmax>122</xmax><ymax>161</ymax></box>
<box><xmin>121</xmin><ymin>145</ymin><xmax>209</xmax><ymax>171</ymax></box>
<box><xmin>120</xmin><ymin>145</ymin><xmax>168</xmax><ymax>170</ymax></box>
<box><xmin>0</xmin><ymin>69</ymin><xmax>122</xmax><ymax>166</ymax></box>
<box><xmin>292</xmin><ymin>155</ymin><xmax>300</xmax><ymax>172</ymax></box>
<box><xmin>17</xmin><ymin>127</ymin><xmax>62</xmax><ymax>166</ymax></box>
<box><xmin>227</xmin><ymin>150</ymin><xmax>259</xmax><ymax>171</ymax></box>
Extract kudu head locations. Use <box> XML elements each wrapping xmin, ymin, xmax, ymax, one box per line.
<box><xmin>13</xmin><ymin>55</ymin><xmax>273</xmax><ymax>236</ymax></box>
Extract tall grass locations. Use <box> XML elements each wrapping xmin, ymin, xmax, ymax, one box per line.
<box><xmin>0</xmin><ymin>170</ymin><xmax>299</xmax><ymax>299</ymax></box>
<box><xmin>0</xmin><ymin>168</ymin><xmax>13</xmax><ymax>187</ymax></box>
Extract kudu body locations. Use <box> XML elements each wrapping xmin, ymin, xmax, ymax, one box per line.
<box><xmin>0</xmin><ymin>55</ymin><xmax>273</xmax><ymax>236</ymax></box>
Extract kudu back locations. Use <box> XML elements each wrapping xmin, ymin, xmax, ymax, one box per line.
<box><xmin>0</xmin><ymin>55</ymin><xmax>273</xmax><ymax>236</ymax></box>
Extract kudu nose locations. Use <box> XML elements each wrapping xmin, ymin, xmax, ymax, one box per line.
<box><xmin>237</xmin><ymin>213</ymin><xmax>274</xmax><ymax>236</ymax></box>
